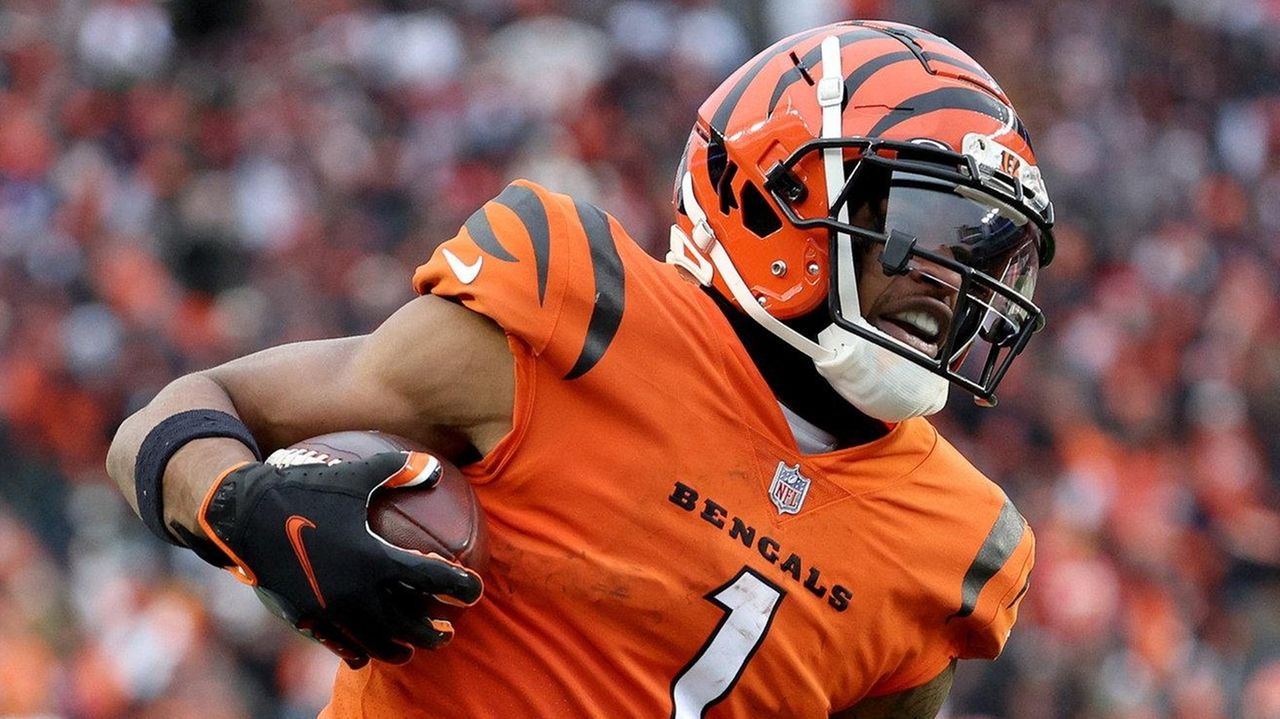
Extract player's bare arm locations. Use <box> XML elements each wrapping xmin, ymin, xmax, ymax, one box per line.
<box><xmin>105</xmin><ymin>294</ymin><xmax>508</xmax><ymax>666</ymax></box>
<box><xmin>832</xmin><ymin>662</ymin><xmax>956</xmax><ymax>719</ymax></box>
<box><xmin>107</xmin><ymin>294</ymin><xmax>514</xmax><ymax>537</ymax></box>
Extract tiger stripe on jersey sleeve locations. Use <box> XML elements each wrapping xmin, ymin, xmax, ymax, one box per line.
<box><xmin>949</xmin><ymin>497</ymin><xmax>1035</xmax><ymax>660</ymax></box>
<box><xmin>565</xmin><ymin>200</ymin><xmax>625</xmax><ymax>380</ymax></box>
<box><xmin>414</xmin><ymin>181</ymin><xmax>564</xmax><ymax>356</ymax></box>
<box><xmin>461</xmin><ymin>183</ymin><xmax>548</xmax><ymax>267</ymax></box>
<box><xmin>484</xmin><ymin>183</ymin><xmax>551</xmax><ymax>303</ymax></box>
<box><xmin>949</xmin><ymin>496</ymin><xmax>1026</xmax><ymax>621</ymax></box>
<box><xmin>461</xmin><ymin>200</ymin><xmax>517</xmax><ymax>262</ymax></box>
<box><xmin>413</xmin><ymin>180</ymin><xmax>629</xmax><ymax>381</ymax></box>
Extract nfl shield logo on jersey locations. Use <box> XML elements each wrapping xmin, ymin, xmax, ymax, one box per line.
<box><xmin>769</xmin><ymin>462</ymin><xmax>811</xmax><ymax>515</ymax></box>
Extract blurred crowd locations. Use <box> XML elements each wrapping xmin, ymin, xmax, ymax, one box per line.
<box><xmin>0</xmin><ymin>0</ymin><xmax>1278</xmax><ymax>717</ymax></box>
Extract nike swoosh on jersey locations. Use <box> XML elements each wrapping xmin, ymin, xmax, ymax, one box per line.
<box><xmin>285</xmin><ymin>515</ymin><xmax>327</xmax><ymax>608</ymax></box>
<box><xmin>442</xmin><ymin>248</ymin><xmax>483</xmax><ymax>284</ymax></box>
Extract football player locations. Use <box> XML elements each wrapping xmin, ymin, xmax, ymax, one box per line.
<box><xmin>107</xmin><ymin>21</ymin><xmax>1051</xmax><ymax>718</ymax></box>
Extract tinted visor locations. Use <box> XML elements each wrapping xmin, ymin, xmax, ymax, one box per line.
<box><xmin>883</xmin><ymin>177</ymin><xmax>1040</xmax><ymax>282</ymax></box>
<box><xmin>877</xmin><ymin>176</ymin><xmax>1041</xmax><ymax>344</ymax></box>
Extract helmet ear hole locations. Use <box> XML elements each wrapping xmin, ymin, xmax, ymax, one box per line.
<box><xmin>741</xmin><ymin>181</ymin><xmax>783</xmax><ymax>237</ymax></box>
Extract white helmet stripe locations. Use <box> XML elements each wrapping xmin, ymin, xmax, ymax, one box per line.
<box><xmin>818</xmin><ymin>35</ymin><xmax>846</xmax><ymax>205</ymax></box>
<box><xmin>816</xmin><ymin>35</ymin><xmax>863</xmax><ymax>321</ymax></box>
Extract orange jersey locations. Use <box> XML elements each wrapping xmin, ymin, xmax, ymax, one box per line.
<box><xmin>322</xmin><ymin>180</ymin><xmax>1034</xmax><ymax>718</ymax></box>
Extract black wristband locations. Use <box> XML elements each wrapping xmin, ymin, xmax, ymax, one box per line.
<box><xmin>134</xmin><ymin>409</ymin><xmax>262</xmax><ymax>546</ymax></box>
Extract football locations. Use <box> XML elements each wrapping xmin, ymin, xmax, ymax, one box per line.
<box><xmin>264</xmin><ymin>431</ymin><xmax>489</xmax><ymax>579</ymax></box>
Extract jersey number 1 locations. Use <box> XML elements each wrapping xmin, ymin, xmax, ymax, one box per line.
<box><xmin>669</xmin><ymin>568</ymin><xmax>785</xmax><ymax>718</ymax></box>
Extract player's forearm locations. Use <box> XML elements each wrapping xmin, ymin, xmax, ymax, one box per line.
<box><xmin>106</xmin><ymin>373</ymin><xmax>257</xmax><ymax>539</ymax></box>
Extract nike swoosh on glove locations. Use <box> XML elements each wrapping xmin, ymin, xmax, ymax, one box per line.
<box><xmin>196</xmin><ymin>451</ymin><xmax>484</xmax><ymax>668</ymax></box>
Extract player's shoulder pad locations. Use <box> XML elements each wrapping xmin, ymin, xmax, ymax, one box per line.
<box><xmin>947</xmin><ymin>479</ymin><xmax>1035</xmax><ymax>660</ymax></box>
<box><xmin>910</xmin><ymin>432</ymin><xmax>1035</xmax><ymax>660</ymax></box>
<box><xmin>413</xmin><ymin>180</ymin><xmax>630</xmax><ymax>380</ymax></box>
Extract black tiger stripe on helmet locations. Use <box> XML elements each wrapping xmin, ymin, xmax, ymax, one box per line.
<box><xmin>708</xmin><ymin>25</ymin><xmax>832</xmax><ymax>137</ymax></box>
<box><xmin>764</xmin><ymin>28</ymin><xmax>882</xmax><ymax>117</ymax></box>
<box><xmin>867</xmin><ymin>87</ymin><xmax>1014</xmax><ymax>138</ymax></box>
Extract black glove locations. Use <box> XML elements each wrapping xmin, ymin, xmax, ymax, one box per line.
<box><xmin>195</xmin><ymin>451</ymin><xmax>483</xmax><ymax>668</ymax></box>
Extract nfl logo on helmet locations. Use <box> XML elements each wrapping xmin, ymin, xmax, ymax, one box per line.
<box><xmin>769</xmin><ymin>462</ymin><xmax>811</xmax><ymax>515</ymax></box>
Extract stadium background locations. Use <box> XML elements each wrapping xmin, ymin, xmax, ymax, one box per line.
<box><xmin>1</xmin><ymin>0</ymin><xmax>1279</xmax><ymax>717</ymax></box>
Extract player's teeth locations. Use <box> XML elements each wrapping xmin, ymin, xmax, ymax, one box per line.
<box><xmin>891</xmin><ymin>311</ymin><xmax>939</xmax><ymax>339</ymax></box>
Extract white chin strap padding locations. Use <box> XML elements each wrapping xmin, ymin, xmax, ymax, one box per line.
<box><xmin>666</xmin><ymin>225</ymin><xmax>714</xmax><ymax>285</ymax></box>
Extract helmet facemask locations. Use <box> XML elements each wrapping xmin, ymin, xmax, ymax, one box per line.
<box><xmin>765</xmin><ymin>143</ymin><xmax>1049</xmax><ymax>407</ymax></box>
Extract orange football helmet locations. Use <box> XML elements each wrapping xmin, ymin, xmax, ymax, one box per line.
<box><xmin>669</xmin><ymin>20</ymin><xmax>1055</xmax><ymax>416</ymax></box>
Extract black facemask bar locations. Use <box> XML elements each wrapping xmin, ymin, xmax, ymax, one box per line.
<box><xmin>764</xmin><ymin>137</ymin><xmax>1054</xmax><ymax>406</ymax></box>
